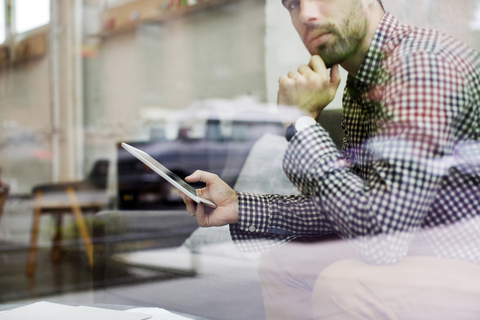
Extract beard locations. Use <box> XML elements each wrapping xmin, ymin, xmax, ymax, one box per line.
<box><xmin>306</xmin><ymin>4</ymin><xmax>369</xmax><ymax>68</ymax></box>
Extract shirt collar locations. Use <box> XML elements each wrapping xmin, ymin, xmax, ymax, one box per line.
<box><xmin>352</xmin><ymin>12</ymin><xmax>401</xmax><ymax>87</ymax></box>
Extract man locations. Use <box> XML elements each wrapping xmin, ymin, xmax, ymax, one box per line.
<box><xmin>183</xmin><ymin>0</ymin><xmax>480</xmax><ymax>318</ymax></box>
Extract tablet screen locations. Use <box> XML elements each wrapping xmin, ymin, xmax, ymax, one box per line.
<box><xmin>121</xmin><ymin>142</ymin><xmax>217</xmax><ymax>208</ymax></box>
<box><xmin>164</xmin><ymin>167</ymin><xmax>197</xmax><ymax>197</ymax></box>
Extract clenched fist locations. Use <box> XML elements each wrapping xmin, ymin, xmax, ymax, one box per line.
<box><xmin>278</xmin><ymin>55</ymin><xmax>341</xmax><ymax>118</ymax></box>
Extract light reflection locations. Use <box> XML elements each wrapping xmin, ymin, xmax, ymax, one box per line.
<box><xmin>15</xmin><ymin>0</ymin><xmax>50</xmax><ymax>34</ymax></box>
<box><xmin>0</xmin><ymin>0</ymin><xmax>5</xmax><ymax>44</ymax></box>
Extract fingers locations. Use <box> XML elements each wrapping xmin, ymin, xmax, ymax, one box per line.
<box><xmin>277</xmin><ymin>56</ymin><xmax>340</xmax><ymax>116</ymax></box>
<box><xmin>287</xmin><ymin>65</ymin><xmax>315</xmax><ymax>78</ymax></box>
<box><xmin>282</xmin><ymin>55</ymin><xmax>333</xmax><ymax>80</ymax></box>
<box><xmin>279</xmin><ymin>74</ymin><xmax>290</xmax><ymax>83</ymax></box>
<box><xmin>181</xmin><ymin>193</ymin><xmax>197</xmax><ymax>216</ymax></box>
<box><xmin>329</xmin><ymin>64</ymin><xmax>341</xmax><ymax>90</ymax></box>
<box><xmin>297</xmin><ymin>64</ymin><xmax>314</xmax><ymax>76</ymax></box>
<box><xmin>281</xmin><ymin>56</ymin><xmax>332</xmax><ymax>86</ymax></box>
<box><xmin>308</xmin><ymin>55</ymin><xmax>327</xmax><ymax>74</ymax></box>
<box><xmin>185</xmin><ymin>170</ymin><xmax>219</xmax><ymax>184</ymax></box>
<box><xmin>181</xmin><ymin>192</ymin><xmax>208</xmax><ymax>226</ymax></box>
<box><xmin>280</xmin><ymin>66</ymin><xmax>314</xmax><ymax>93</ymax></box>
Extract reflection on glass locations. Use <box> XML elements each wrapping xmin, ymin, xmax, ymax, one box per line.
<box><xmin>117</xmin><ymin>97</ymin><xmax>299</xmax><ymax>210</ymax></box>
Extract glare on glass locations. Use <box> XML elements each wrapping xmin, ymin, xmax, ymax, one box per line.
<box><xmin>15</xmin><ymin>0</ymin><xmax>50</xmax><ymax>34</ymax></box>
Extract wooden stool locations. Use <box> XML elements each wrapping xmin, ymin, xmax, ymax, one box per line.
<box><xmin>0</xmin><ymin>192</ymin><xmax>6</xmax><ymax>226</ymax></box>
<box><xmin>0</xmin><ymin>182</ymin><xmax>9</xmax><ymax>226</ymax></box>
<box><xmin>26</xmin><ymin>187</ymin><xmax>105</xmax><ymax>276</ymax></box>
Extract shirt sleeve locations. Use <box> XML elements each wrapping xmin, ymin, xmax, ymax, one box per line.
<box><xmin>229</xmin><ymin>190</ymin><xmax>335</xmax><ymax>252</ymax></box>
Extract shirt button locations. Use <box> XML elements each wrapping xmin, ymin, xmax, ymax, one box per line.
<box><xmin>248</xmin><ymin>225</ymin><xmax>256</xmax><ymax>232</ymax></box>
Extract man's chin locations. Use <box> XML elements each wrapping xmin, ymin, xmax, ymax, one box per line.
<box><xmin>308</xmin><ymin>49</ymin><xmax>344</xmax><ymax>69</ymax></box>
<box><xmin>323</xmin><ymin>61</ymin><xmax>335</xmax><ymax>69</ymax></box>
<box><xmin>320</xmin><ymin>56</ymin><xmax>342</xmax><ymax>69</ymax></box>
<box><xmin>320</xmin><ymin>51</ymin><xmax>349</xmax><ymax>69</ymax></box>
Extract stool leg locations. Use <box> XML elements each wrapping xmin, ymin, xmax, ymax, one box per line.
<box><xmin>52</xmin><ymin>214</ymin><xmax>63</xmax><ymax>264</ymax></box>
<box><xmin>26</xmin><ymin>191</ymin><xmax>42</xmax><ymax>276</ymax></box>
<box><xmin>65</xmin><ymin>187</ymin><xmax>93</xmax><ymax>270</ymax></box>
<box><xmin>0</xmin><ymin>193</ymin><xmax>7</xmax><ymax>225</ymax></box>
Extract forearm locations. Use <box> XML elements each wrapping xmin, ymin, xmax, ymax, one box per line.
<box><xmin>230</xmin><ymin>192</ymin><xmax>335</xmax><ymax>252</ymax></box>
<box><xmin>236</xmin><ymin>192</ymin><xmax>333</xmax><ymax>235</ymax></box>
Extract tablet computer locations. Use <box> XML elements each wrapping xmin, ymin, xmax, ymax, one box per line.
<box><xmin>121</xmin><ymin>142</ymin><xmax>217</xmax><ymax>208</ymax></box>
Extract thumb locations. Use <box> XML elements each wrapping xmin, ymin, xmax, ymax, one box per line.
<box><xmin>329</xmin><ymin>64</ymin><xmax>341</xmax><ymax>91</ymax></box>
<box><xmin>308</xmin><ymin>55</ymin><xmax>327</xmax><ymax>74</ymax></box>
<box><xmin>185</xmin><ymin>170</ymin><xmax>216</xmax><ymax>184</ymax></box>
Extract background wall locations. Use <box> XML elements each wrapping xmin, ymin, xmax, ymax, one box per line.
<box><xmin>0</xmin><ymin>58</ymin><xmax>51</xmax><ymax>193</ymax></box>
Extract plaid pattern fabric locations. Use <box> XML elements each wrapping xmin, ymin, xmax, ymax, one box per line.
<box><xmin>230</xmin><ymin>13</ymin><xmax>480</xmax><ymax>264</ymax></box>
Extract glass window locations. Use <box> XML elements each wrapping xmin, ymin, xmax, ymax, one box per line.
<box><xmin>14</xmin><ymin>0</ymin><xmax>50</xmax><ymax>34</ymax></box>
<box><xmin>0</xmin><ymin>0</ymin><xmax>479</xmax><ymax>318</ymax></box>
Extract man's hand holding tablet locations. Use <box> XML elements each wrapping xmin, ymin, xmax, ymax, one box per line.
<box><xmin>183</xmin><ymin>170</ymin><xmax>239</xmax><ymax>227</ymax></box>
<box><xmin>121</xmin><ymin>143</ymin><xmax>217</xmax><ymax>208</ymax></box>
<box><xmin>122</xmin><ymin>143</ymin><xmax>239</xmax><ymax>227</ymax></box>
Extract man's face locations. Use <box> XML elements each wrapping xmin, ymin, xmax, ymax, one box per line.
<box><xmin>283</xmin><ymin>0</ymin><xmax>369</xmax><ymax>68</ymax></box>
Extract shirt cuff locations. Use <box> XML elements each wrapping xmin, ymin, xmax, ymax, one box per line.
<box><xmin>237</xmin><ymin>192</ymin><xmax>270</xmax><ymax>233</ymax></box>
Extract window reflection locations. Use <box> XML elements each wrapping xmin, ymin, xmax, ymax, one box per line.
<box><xmin>117</xmin><ymin>97</ymin><xmax>300</xmax><ymax>210</ymax></box>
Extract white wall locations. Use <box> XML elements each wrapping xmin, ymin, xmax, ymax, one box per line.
<box><xmin>0</xmin><ymin>58</ymin><xmax>52</xmax><ymax>194</ymax></box>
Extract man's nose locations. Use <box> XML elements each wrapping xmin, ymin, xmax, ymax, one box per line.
<box><xmin>298</xmin><ymin>0</ymin><xmax>322</xmax><ymax>25</ymax></box>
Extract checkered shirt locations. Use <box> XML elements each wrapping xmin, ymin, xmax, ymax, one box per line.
<box><xmin>229</xmin><ymin>13</ymin><xmax>480</xmax><ymax>264</ymax></box>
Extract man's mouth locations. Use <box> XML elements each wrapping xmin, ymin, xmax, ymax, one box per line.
<box><xmin>305</xmin><ymin>31</ymin><xmax>332</xmax><ymax>49</ymax></box>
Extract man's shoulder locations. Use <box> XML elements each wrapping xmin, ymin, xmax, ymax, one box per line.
<box><xmin>387</xmin><ymin>23</ymin><xmax>480</xmax><ymax>73</ymax></box>
<box><xmin>394</xmin><ymin>24</ymin><xmax>468</xmax><ymax>55</ymax></box>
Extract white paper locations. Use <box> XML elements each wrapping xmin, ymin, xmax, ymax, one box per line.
<box><xmin>0</xmin><ymin>301</ymin><xmax>151</xmax><ymax>320</ymax></box>
<box><xmin>126</xmin><ymin>307</ymin><xmax>195</xmax><ymax>320</ymax></box>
